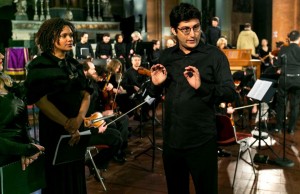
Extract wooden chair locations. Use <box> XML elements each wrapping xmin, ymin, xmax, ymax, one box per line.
<box><xmin>216</xmin><ymin>114</ymin><xmax>256</xmax><ymax>188</ymax></box>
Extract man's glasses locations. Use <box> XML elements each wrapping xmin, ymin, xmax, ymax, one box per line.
<box><xmin>177</xmin><ymin>24</ymin><xmax>201</xmax><ymax>35</ymax></box>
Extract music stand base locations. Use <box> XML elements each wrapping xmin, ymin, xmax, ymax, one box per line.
<box><xmin>254</xmin><ymin>153</ymin><xmax>269</xmax><ymax>164</ymax></box>
<box><xmin>274</xmin><ymin>158</ymin><xmax>294</xmax><ymax>167</ymax></box>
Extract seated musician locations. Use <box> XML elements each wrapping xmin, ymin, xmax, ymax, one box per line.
<box><xmin>0</xmin><ymin>71</ymin><xmax>44</xmax><ymax>170</ymax></box>
<box><xmin>83</xmin><ymin>60</ymin><xmax>130</xmax><ymax>166</ymax></box>
<box><xmin>215</xmin><ymin>102</ymin><xmax>235</xmax><ymax>157</ymax></box>
<box><xmin>232</xmin><ymin>67</ymin><xmax>257</xmax><ymax>122</ymax></box>
<box><xmin>120</xmin><ymin>54</ymin><xmax>152</xmax><ymax>121</ymax></box>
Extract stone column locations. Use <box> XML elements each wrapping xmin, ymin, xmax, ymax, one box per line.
<box><xmin>33</xmin><ymin>0</ymin><xmax>39</xmax><ymax>21</ymax></box>
<box><xmin>45</xmin><ymin>0</ymin><xmax>51</xmax><ymax>20</ymax></box>
<box><xmin>87</xmin><ymin>0</ymin><xmax>92</xmax><ymax>21</ymax></box>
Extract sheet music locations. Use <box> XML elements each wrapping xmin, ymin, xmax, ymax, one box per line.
<box><xmin>80</xmin><ymin>48</ymin><xmax>90</xmax><ymax>57</ymax></box>
<box><xmin>145</xmin><ymin>95</ymin><xmax>155</xmax><ymax>105</ymax></box>
<box><xmin>247</xmin><ymin>79</ymin><xmax>272</xmax><ymax>101</ymax></box>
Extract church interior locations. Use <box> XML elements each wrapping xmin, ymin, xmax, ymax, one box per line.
<box><xmin>1</xmin><ymin>0</ymin><xmax>300</xmax><ymax>194</ymax></box>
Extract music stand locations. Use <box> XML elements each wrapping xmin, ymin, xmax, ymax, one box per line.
<box><xmin>274</xmin><ymin>54</ymin><xmax>294</xmax><ymax>167</ymax></box>
<box><xmin>136</xmin><ymin>42</ymin><xmax>154</xmax><ymax>69</ymax></box>
<box><xmin>134</xmin><ymin>97</ymin><xmax>162</xmax><ymax>172</ymax></box>
<box><xmin>247</xmin><ymin>79</ymin><xmax>281</xmax><ymax>162</ymax></box>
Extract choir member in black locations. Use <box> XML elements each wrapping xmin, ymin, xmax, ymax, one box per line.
<box><xmin>127</xmin><ymin>31</ymin><xmax>142</xmax><ymax>59</ymax></box>
<box><xmin>0</xmin><ymin>72</ymin><xmax>44</xmax><ymax>169</ymax></box>
<box><xmin>25</xmin><ymin>18</ymin><xmax>92</xmax><ymax>194</ymax></box>
<box><xmin>114</xmin><ymin>34</ymin><xmax>128</xmax><ymax>71</ymax></box>
<box><xmin>255</xmin><ymin>38</ymin><xmax>272</xmax><ymax>73</ymax></box>
<box><xmin>95</xmin><ymin>33</ymin><xmax>112</xmax><ymax>59</ymax></box>
<box><xmin>75</xmin><ymin>32</ymin><xmax>94</xmax><ymax>60</ymax></box>
<box><xmin>150</xmin><ymin>40</ymin><xmax>161</xmax><ymax>66</ymax></box>
<box><xmin>205</xmin><ymin>16</ymin><xmax>221</xmax><ymax>46</ymax></box>
<box><xmin>121</xmin><ymin>54</ymin><xmax>151</xmax><ymax>121</ymax></box>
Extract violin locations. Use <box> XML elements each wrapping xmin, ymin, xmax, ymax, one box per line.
<box><xmin>84</xmin><ymin>112</ymin><xmax>106</xmax><ymax>128</ymax></box>
<box><xmin>101</xmin><ymin>72</ymin><xmax>119</xmax><ymax>110</ymax></box>
<box><xmin>84</xmin><ymin>112</ymin><xmax>118</xmax><ymax>128</ymax></box>
<box><xmin>137</xmin><ymin>67</ymin><xmax>151</xmax><ymax>77</ymax></box>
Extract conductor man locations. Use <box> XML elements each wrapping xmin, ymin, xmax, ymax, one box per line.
<box><xmin>148</xmin><ymin>3</ymin><xmax>235</xmax><ymax>194</ymax></box>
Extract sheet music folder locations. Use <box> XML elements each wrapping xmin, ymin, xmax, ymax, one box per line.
<box><xmin>53</xmin><ymin>130</ymin><xmax>91</xmax><ymax>165</ymax></box>
<box><xmin>0</xmin><ymin>155</ymin><xmax>46</xmax><ymax>194</ymax></box>
<box><xmin>247</xmin><ymin>79</ymin><xmax>276</xmax><ymax>103</ymax></box>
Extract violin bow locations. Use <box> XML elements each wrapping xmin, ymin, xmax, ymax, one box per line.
<box><xmin>106</xmin><ymin>100</ymin><xmax>148</xmax><ymax>127</ymax></box>
<box><xmin>112</xmin><ymin>72</ymin><xmax>122</xmax><ymax>110</ymax></box>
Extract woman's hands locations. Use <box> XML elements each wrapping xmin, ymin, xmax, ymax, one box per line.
<box><xmin>21</xmin><ymin>143</ymin><xmax>45</xmax><ymax>171</ymax></box>
<box><xmin>65</xmin><ymin>116</ymin><xmax>83</xmax><ymax>146</ymax></box>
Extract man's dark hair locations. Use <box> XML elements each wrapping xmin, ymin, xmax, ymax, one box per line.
<box><xmin>115</xmin><ymin>33</ymin><xmax>123</xmax><ymax>41</ymax></box>
<box><xmin>288</xmin><ymin>30</ymin><xmax>300</xmax><ymax>41</ymax></box>
<box><xmin>80</xmin><ymin>32</ymin><xmax>88</xmax><ymax>38</ymax></box>
<box><xmin>35</xmin><ymin>18</ymin><xmax>76</xmax><ymax>53</ymax></box>
<box><xmin>169</xmin><ymin>3</ymin><xmax>201</xmax><ymax>30</ymax></box>
<box><xmin>103</xmin><ymin>33</ymin><xmax>110</xmax><ymax>38</ymax></box>
<box><xmin>81</xmin><ymin>60</ymin><xmax>90</xmax><ymax>71</ymax></box>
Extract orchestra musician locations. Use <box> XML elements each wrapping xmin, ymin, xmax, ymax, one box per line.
<box><xmin>121</xmin><ymin>54</ymin><xmax>151</xmax><ymax>121</ymax></box>
<box><xmin>81</xmin><ymin>60</ymin><xmax>124</xmax><ymax>177</ymax></box>
<box><xmin>274</xmin><ymin>30</ymin><xmax>300</xmax><ymax>134</ymax></box>
<box><xmin>93</xmin><ymin>59</ymin><xmax>130</xmax><ymax>163</ymax></box>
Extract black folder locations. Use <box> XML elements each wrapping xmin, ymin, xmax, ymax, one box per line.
<box><xmin>52</xmin><ymin>130</ymin><xmax>91</xmax><ymax>165</ymax></box>
<box><xmin>0</xmin><ymin>155</ymin><xmax>46</xmax><ymax>194</ymax></box>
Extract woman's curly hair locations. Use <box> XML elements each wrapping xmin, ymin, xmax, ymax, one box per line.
<box><xmin>35</xmin><ymin>18</ymin><xmax>76</xmax><ymax>53</ymax></box>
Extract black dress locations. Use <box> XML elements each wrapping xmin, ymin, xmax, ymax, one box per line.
<box><xmin>25</xmin><ymin>52</ymin><xmax>92</xmax><ymax>194</ymax></box>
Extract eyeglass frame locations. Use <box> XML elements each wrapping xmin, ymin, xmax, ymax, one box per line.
<box><xmin>177</xmin><ymin>23</ymin><xmax>201</xmax><ymax>35</ymax></box>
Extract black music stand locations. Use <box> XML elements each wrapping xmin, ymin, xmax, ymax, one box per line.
<box><xmin>136</xmin><ymin>42</ymin><xmax>154</xmax><ymax>69</ymax></box>
<box><xmin>134</xmin><ymin>98</ymin><xmax>162</xmax><ymax>172</ymax></box>
<box><xmin>247</xmin><ymin>79</ymin><xmax>280</xmax><ymax>162</ymax></box>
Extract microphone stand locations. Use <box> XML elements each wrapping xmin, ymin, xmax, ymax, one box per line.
<box><xmin>274</xmin><ymin>54</ymin><xmax>294</xmax><ymax>167</ymax></box>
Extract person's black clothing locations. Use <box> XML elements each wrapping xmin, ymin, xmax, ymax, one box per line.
<box><xmin>148</xmin><ymin>42</ymin><xmax>235</xmax><ymax>194</ymax></box>
<box><xmin>275</xmin><ymin>43</ymin><xmax>300</xmax><ymax>132</ymax></box>
<box><xmin>257</xmin><ymin>46</ymin><xmax>272</xmax><ymax>73</ymax></box>
<box><xmin>121</xmin><ymin>67</ymin><xmax>151</xmax><ymax>119</ymax></box>
<box><xmin>150</xmin><ymin>49</ymin><xmax>161</xmax><ymax>66</ymax></box>
<box><xmin>75</xmin><ymin>42</ymin><xmax>94</xmax><ymax>59</ymax></box>
<box><xmin>206</xmin><ymin>26</ymin><xmax>221</xmax><ymax>46</ymax></box>
<box><xmin>150</xmin><ymin>43</ymin><xmax>235</xmax><ymax>149</ymax></box>
<box><xmin>115</xmin><ymin>42</ymin><xmax>128</xmax><ymax>71</ymax></box>
<box><xmin>95</xmin><ymin>42</ymin><xmax>112</xmax><ymax>59</ymax></box>
<box><xmin>86</xmin><ymin>79</ymin><xmax>123</xmax><ymax>169</ymax></box>
<box><xmin>115</xmin><ymin>42</ymin><xmax>127</xmax><ymax>59</ymax></box>
<box><xmin>0</xmin><ymin>93</ymin><xmax>40</xmax><ymax>166</ymax></box>
<box><xmin>121</xmin><ymin>67</ymin><xmax>149</xmax><ymax>96</ymax></box>
<box><xmin>25</xmin><ymin>52</ymin><xmax>92</xmax><ymax>194</ymax></box>
<box><xmin>163</xmin><ymin>137</ymin><xmax>218</xmax><ymax>194</ymax></box>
